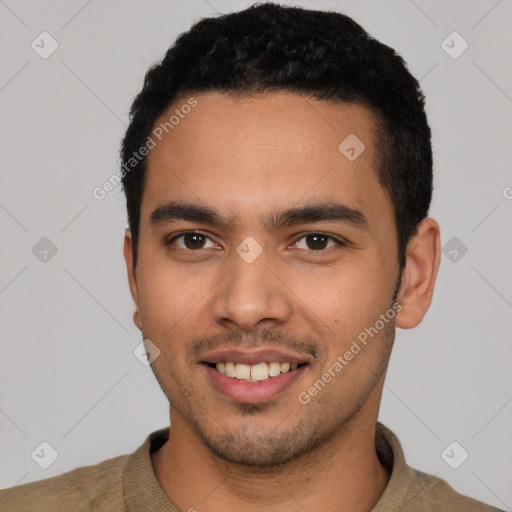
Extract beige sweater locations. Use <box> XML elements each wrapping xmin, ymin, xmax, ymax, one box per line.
<box><xmin>0</xmin><ymin>422</ymin><xmax>504</xmax><ymax>511</ymax></box>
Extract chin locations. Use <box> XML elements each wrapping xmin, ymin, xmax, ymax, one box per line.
<box><xmin>204</xmin><ymin>437</ymin><xmax>305</xmax><ymax>467</ymax></box>
<box><xmin>192</xmin><ymin>416</ymin><xmax>341</xmax><ymax>468</ymax></box>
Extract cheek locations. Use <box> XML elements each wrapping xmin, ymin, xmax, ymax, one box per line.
<box><xmin>293</xmin><ymin>258</ymin><xmax>395</xmax><ymax>340</ymax></box>
<box><xmin>302</xmin><ymin>260</ymin><xmax>380</xmax><ymax>306</ymax></box>
<box><xmin>136</xmin><ymin>258</ymin><xmax>212</xmax><ymax>338</ymax></box>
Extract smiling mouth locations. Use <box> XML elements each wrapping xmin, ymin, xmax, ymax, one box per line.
<box><xmin>206</xmin><ymin>361</ymin><xmax>307</xmax><ymax>382</ymax></box>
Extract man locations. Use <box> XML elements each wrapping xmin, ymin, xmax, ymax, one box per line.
<box><xmin>0</xmin><ymin>3</ymin><xmax>504</xmax><ymax>511</ymax></box>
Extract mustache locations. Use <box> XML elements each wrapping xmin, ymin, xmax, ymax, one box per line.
<box><xmin>187</xmin><ymin>328</ymin><xmax>319</xmax><ymax>363</ymax></box>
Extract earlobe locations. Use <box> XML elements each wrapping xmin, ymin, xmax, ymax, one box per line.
<box><xmin>395</xmin><ymin>218</ymin><xmax>441</xmax><ymax>329</ymax></box>
<box><xmin>123</xmin><ymin>230</ymin><xmax>143</xmax><ymax>331</ymax></box>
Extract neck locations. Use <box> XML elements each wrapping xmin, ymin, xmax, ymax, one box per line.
<box><xmin>152</xmin><ymin>400</ymin><xmax>390</xmax><ymax>512</ymax></box>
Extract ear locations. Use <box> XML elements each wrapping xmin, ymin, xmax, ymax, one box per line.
<box><xmin>395</xmin><ymin>218</ymin><xmax>441</xmax><ymax>329</ymax></box>
<box><xmin>123</xmin><ymin>230</ymin><xmax>142</xmax><ymax>331</ymax></box>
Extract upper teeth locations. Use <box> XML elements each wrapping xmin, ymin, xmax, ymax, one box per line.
<box><xmin>216</xmin><ymin>362</ymin><xmax>299</xmax><ymax>382</ymax></box>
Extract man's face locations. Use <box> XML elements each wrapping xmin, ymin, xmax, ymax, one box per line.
<box><xmin>126</xmin><ymin>92</ymin><xmax>401</xmax><ymax>466</ymax></box>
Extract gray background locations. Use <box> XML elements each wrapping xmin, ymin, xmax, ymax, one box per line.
<box><xmin>1</xmin><ymin>0</ymin><xmax>511</xmax><ymax>509</ymax></box>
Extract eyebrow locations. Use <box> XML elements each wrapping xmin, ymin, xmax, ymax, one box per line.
<box><xmin>149</xmin><ymin>200</ymin><xmax>369</xmax><ymax>232</ymax></box>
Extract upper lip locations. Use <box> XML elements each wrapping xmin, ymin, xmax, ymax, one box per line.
<box><xmin>200</xmin><ymin>348</ymin><xmax>310</xmax><ymax>366</ymax></box>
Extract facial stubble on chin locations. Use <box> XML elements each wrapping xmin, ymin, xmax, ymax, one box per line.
<box><xmin>144</xmin><ymin>273</ymin><xmax>400</xmax><ymax>468</ymax></box>
<box><xmin>146</xmin><ymin>325</ymin><xmax>395</xmax><ymax>469</ymax></box>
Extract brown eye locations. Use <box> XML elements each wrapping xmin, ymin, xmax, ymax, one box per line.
<box><xmin>294</xmin><ymin>233</ymin><xmax>341</xmax><ymax>251</ymax></box>
<box><xmin>168</xmin><ymin>232</ymin><xmax>216</xmax><ymax>250</ymax></box>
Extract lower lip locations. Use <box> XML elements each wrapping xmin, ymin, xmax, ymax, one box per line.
<box><xmin>203</xmin><ymin>364</ymin><xmax>307</xmax><ymax>404</ymax></box>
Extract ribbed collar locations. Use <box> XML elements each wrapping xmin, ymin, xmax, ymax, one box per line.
<box><xmin>124</xmin><ymin>426</ymin><xmax>178</xmax><ymax>511</ymax></box>
<box><xmin>123</xmin><ymin>421</ymin><xmax>414</xmax><ymax>511</ymax></box>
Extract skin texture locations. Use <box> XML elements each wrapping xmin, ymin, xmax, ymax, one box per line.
<box><xmin>123</xmin><ymin>92</ymin><xmax>441</xmax><ymax>511</ymax></box>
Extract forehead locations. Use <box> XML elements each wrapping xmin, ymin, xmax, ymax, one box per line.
<box><xmin>141</xmin><ymin>92</ymin><xmax>392</xmax><ymax>232</ymax></box>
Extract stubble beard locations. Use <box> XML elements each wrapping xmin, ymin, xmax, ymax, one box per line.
<box><xmin>149</xmin><ymin>322</ymin><xmax>394</xmax><ymax>469</ymax></box>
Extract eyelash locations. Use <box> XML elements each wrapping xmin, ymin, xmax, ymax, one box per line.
<box><xmin>165</xmin><ymin>231</ymin><xmax>347</xmax><ymax>253</ymax></box>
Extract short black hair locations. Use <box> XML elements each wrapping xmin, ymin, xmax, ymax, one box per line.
<box><xmin>121</xmin><ymin>2</ymin><xmax>433</xmax><ymax>269</ymax></box>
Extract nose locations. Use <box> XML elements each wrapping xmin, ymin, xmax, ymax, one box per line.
<box><xmin>210</xmin><ymin>244</ymin><xmax>293</xmax><ymax>332</ymax></box>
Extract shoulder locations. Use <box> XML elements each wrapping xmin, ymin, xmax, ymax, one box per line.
<box><xmin>0</xmin><ymin>452</ymin><xmax>130</xmax><ymax>512</ymax></box>
<box><xmin>374</xmin><ymin>422</ymin><xmax>505</xmax><ymax>512</ymax></box>
<box><xmin>409</xmin><ymin>468</ymin><xmax>505</xmax><ymax>512</ymax></box>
